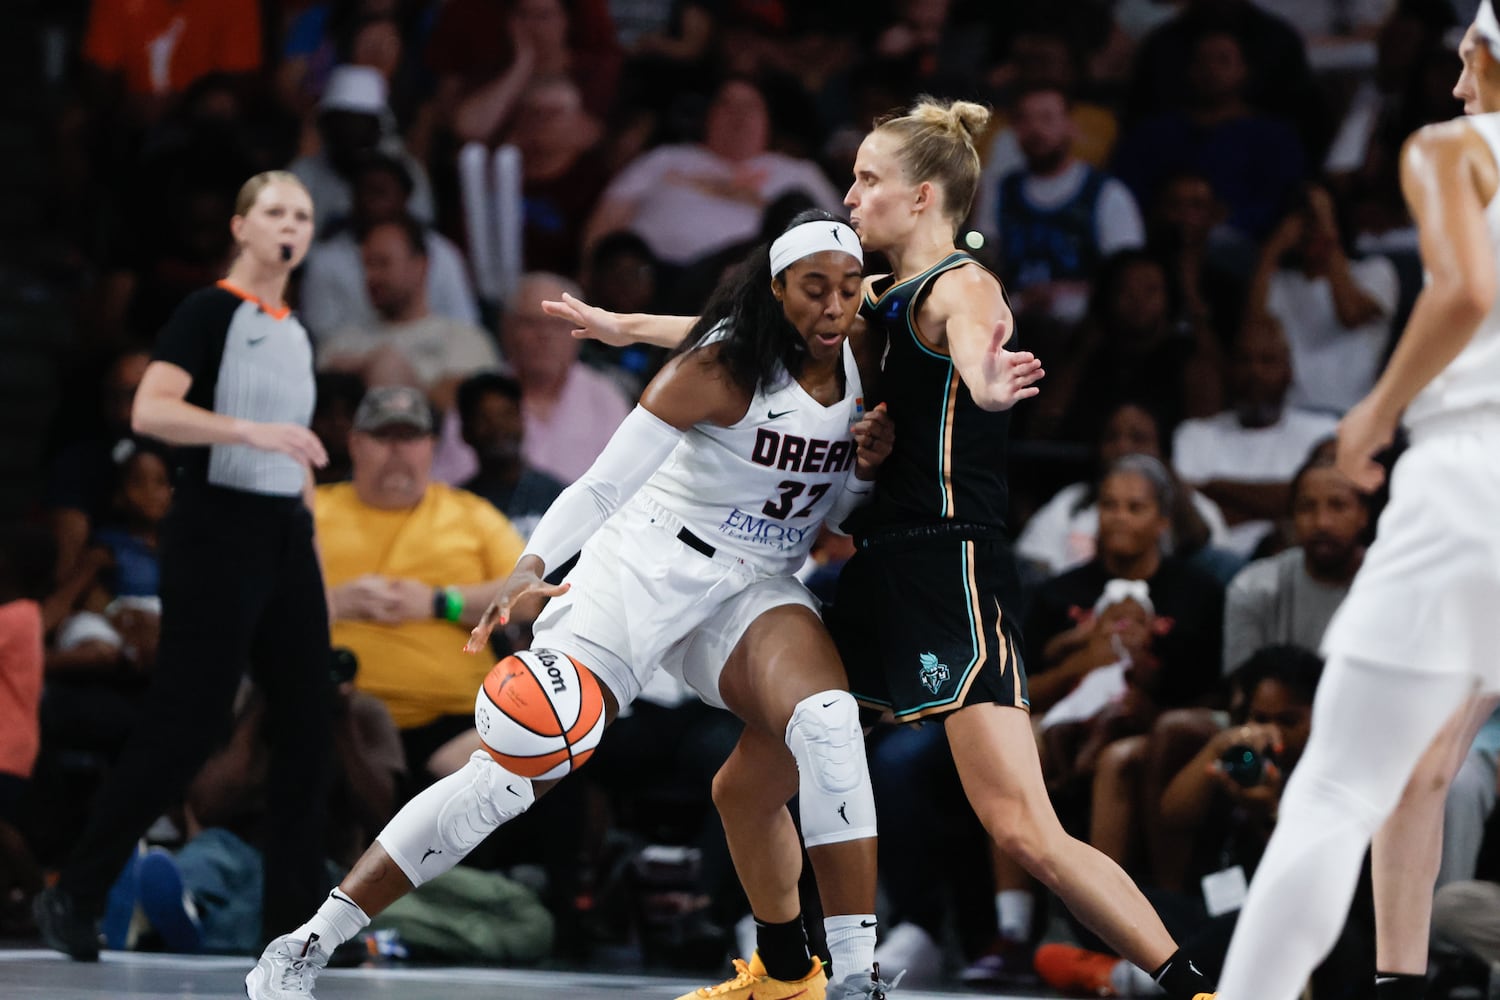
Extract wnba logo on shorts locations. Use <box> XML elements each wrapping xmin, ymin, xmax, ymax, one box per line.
<box><xmin>918</xmin><ymin>652</ymin><xmax>950</xmax><ymax>694</ymax></box>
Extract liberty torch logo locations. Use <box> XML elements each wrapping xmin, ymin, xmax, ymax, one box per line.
<box><xmin>918</xmin><ymin>652</ymin><xmax>950</xmax><ymax>694</ymax></box>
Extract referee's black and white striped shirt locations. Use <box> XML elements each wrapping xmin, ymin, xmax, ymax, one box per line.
<box><xmin>153</xmin><ymin>280</ymin><xmax>316</xmax><ymax>497</ymax></box>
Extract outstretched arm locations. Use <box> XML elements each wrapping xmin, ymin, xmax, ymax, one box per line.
<box><xmin>1337</xmin><ymin>123</ymin><xmax>1498</xmax><ymax>491</ymax></box>
<box><xmin>926</xmin><ymin>267</ymin><xmax>1044</xmax><ymax>411</ymax></box>
<box><xmin>541</xmin><ymin>292</ymin><xmax>697</xmax><ymax>348</ymax></box>
<box><xmin>467</xmin><ymin>348</ymin><xmax>747</xmax><ymax>646</ymax></box>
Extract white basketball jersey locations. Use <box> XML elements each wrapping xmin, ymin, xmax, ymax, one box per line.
<box><xmin>1405</xmin><ymin>112</ymin><xmax>1500</xmax><ymax>429</ymax></box>
<box><xmin>641</xmin><ymin>339</ymin><xmax>865</xmax><ymax>576</ymax></box>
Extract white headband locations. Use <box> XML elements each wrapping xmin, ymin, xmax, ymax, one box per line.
<box><xmin>769</xmin><ymin>221</ymin><xmax>862</xmax><ymax>276</ymax></box>
<box><xmin>1093</xmin><ymin>578</ymin><xmax>1154</xmax><ymax>618</ymax></box>
<box><xmin>1479</xmin><ymin>0</ymin><xmax>1500</xmax><ymax>58</ymax></box>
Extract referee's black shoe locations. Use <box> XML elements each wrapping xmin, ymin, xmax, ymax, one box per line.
<box><xmin>33</xmin><ymin>884</ymin><xmax>101</xmax><ymax>961</ymax></box>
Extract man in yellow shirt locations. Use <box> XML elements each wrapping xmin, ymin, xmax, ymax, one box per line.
<box><xmin>316</xmin><ymin>386</ymin><xmax>526</xmax><ymax>782</ymax></box>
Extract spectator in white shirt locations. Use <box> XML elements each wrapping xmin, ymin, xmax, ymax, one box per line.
<box><xmin>1018</xmin><ymin>400</ymin><xmax>1230</xmax><ymax>578</ymax></box>
<box><xmin>1173</xmin><ymin>315</ymin><xmax>1338</xmax><ymax>557</ymax></box>
<box><xmin>975</xmin><ymin>85</ymin><xmax>1145</xmax><ymax>324</ymax></box>
<box><xmin>300</xmin><ymin>153</ymin><xmax>479</xmax><ymax>342</ymax></box>
<box><xmin>582</xmin><ymin>76</ymin><xmax>843</xmax><ymax>268</ymax></box>
<box><xmin>1249</xmin><ymin>184</ymin><xmax>1399</xmax><ymax>414</ymax></box>
<box><xmin>319</xmin><ymin>215</ymin><xmax>501</xmax><ymax>413</ymax></box>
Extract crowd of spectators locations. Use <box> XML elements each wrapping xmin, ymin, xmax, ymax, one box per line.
<box><xmin>8</xmin><ymin>0</ymin><xmax>1500</xmax><ymax>992</ymax></box>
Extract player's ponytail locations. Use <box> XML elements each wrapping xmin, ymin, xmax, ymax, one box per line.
<box><xmin>873</xmin><ymin>96</ymin><xmax>991</xmax><ymax>225</ymax></box>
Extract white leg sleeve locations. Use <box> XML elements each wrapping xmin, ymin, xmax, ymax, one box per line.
<box><xmin>377</xmin><ymin>750</ymin><xmax>536</xmax><ymax>888</ymax></box>
<box><xmin>1218</xmin><ymin>657</ymin><xmax>1475</xmax><ymax>1000</ymax></box>
<box><xmin>786</xmin><ymin>691</ymin><xmax>877</xmax><ymax>847</ymax></box>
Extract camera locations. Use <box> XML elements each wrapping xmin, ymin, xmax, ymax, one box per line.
<box><xmin>329</xmin><ymin>647</ymin><xmax>358</xmax><ymax>686</ymax></box>
<box><xmin>1219</xmin><ymin>744</ymin><xmax>1272</xmax><ymax>787</ymax></box>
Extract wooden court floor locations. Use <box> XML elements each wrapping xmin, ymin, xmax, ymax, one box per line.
<box><xmin>0</xmin><ymin>947</ymin><xmax>1048</xmax><ymax>1000</ymax></box>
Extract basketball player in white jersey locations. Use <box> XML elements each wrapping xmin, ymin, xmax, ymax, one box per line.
<box><xmin>1360</xmin><ymin>22</ymin><xmax>1500</xmax><ymax>1000</ymax></box>
<box><xmin>1212</xmin><ymin>6</ymin><xmax>1500</xmax><ymax>1000</ymax></box>
<box><xmin>247</xmin><ymin>210</ymin><xmax>897</xmax><ymax>1000</ymax></box>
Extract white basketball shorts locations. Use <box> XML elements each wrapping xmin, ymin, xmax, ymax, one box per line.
<box><xmin>1321</xmin><ymin>412</ymin><xmax>1500</xmax><ymax>691</ymax></box>
<box><xmin>530</xmin><ymin>492</ymin><xmax>821</xmax><ymax>710</ymax></box>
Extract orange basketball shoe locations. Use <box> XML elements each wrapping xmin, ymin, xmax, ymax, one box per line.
<box><xmin>673</xmin><ymin>952</ymin><xmax>828</xmax><ymax>1000</ymax></box>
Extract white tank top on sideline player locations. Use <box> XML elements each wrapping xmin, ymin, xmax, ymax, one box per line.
<box><xmin>1405</xmin><ymin>111</ymin><xmax>1500</xmax><ymax>430</ymax></box>
<box><xmin>641</xmin><ymin>330</ymin><xmax>865</xmax><ymax>578</ymax></box>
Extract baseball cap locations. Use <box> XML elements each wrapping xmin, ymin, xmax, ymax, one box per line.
<box><xmin>319</xmin><ymin>65</ymin><xmax>389</xmax><ymax>116</ymax></box>
<box><xmin>353</xmin><ymin>386</ymin><xmax>434</xmax><ymax>434</ymax></box>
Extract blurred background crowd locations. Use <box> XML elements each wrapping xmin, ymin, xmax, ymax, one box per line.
<box><xmin>4</xmin><ymin>0</ymin><xmax>1500</xmax><ymax>995</ymax></box>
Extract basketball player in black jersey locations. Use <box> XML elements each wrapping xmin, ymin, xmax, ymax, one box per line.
<box><xmin>545</xmin><ymin>97</ymin><xmax>1215</xmax><ymax>1000</ymax></box>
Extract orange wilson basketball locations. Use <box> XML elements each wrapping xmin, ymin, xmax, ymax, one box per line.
<box><xmin>475</xmin><ymin>649</ymin><xmax>606</xmax><ymax>780</ymax></box>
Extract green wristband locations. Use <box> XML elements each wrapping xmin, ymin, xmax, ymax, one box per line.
<box><xmin>441</xmin><ymin>586</ymin><xmax>464</xmax><ymax>623</ymax></box>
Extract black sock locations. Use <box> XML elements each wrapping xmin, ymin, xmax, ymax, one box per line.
<box><xmin>1375</xmin><ymin>970</ymin><xmax>1427</xmax><ymax>1000</ymax></box>
<box><xmin>1152</xmin><ymin>947</ymin><xmax>1212</xmax><ymax>1000</ymax></box>
<box><xmin>755</xmin><ymin>915</ymin><xmax>811</xmax><ymax>981</ymax></box>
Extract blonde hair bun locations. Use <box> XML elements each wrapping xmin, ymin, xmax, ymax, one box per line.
<box><xmin>906</xmin><ymin>97</ymin><xmax>991</xmax><ymax>143</ymax></box>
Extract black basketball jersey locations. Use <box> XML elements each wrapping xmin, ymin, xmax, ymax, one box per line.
<box><xmin>856</xmin><ymin>251</ymin><xmax>1012</xmax><ymax>533</ymax></box>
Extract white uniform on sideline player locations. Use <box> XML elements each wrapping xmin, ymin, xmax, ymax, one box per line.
<box><xmin>1214</xmin><ymin>6</ymin><xmax>1500</xmax><ymax>1000</ymax></box>
<box><xmin>246</xmin><ymin>210</ymin><xmax>897</xmax><ymax>1000</ymax></box>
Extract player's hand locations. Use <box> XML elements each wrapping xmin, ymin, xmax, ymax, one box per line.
<box><xmin>244</xmin><ymin>422</ymin><xmax>329</xmax><ymax>468</ymax></box>
<box><xmin>850</xmin><ymin>402</ymin><xmax>892</xmax><ymax>480</ymax></box>
<box><xmin>541</xmin><ymin>292</ymin><xmax>633</xmax><ymax>345</ymax></box>
<box><xmin>1335</xmin><ymin>395</ymin><xmax>1398</xmax><ymax>493</ymax></box>
<box><xmin>981</xmin><ymin>322</ymin><xmax>1044</xmax><ymax>409</ymax></box>
<box><xmin>466</xmin><ymin>564</ymin><xmax>570</xmax><ymax>652</ymax></box>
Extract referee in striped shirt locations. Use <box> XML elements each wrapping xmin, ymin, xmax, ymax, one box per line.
<box><xmin>36</xmin><ymin>171</ymin><xmax>337</xmax><ymax>959</ymax></box>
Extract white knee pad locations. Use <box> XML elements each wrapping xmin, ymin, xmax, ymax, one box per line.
<box><xmin>785</xmin><ymin>690</ymin><xmax>877</xmax><ymax>847</ymax></box>
<box><xmin>378</xmin><ymin>750</ymin><xmax>535</xmax><ymax>888</ymax></box>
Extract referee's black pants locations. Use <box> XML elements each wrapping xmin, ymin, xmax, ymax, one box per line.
<box><xmin>60</xmin><ymin>486</ymin><xmax>334</xmax><ymax>945</ymax></box>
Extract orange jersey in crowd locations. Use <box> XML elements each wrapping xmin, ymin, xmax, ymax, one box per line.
<box><xmin>83</xmin><ymin>0</ymin><xmax>262</xmax><ymax>97</ymax></box>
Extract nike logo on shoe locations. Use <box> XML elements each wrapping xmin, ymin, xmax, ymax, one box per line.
<box><xmin>768</xmin><ymin>409</ymin><xmax>796</xmax><ymax>420</ymax></box>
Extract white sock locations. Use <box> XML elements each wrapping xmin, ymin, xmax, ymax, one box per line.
<box><xmin>996</xmin><ymin>889</ymin><xmax>1033</xmax><ymax>943</ymax></box>
<box><xmin>824</xmin><ymin>914</ymin><xmax>876</xmax><ymax>980</ymax></box>
<box><xmin>291</xmin><ymin>888</ymin><xmax>370</xmax><ymax>951</ymax></box>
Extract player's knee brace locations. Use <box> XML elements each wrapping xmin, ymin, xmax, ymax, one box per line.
<box><xmin>378</xmin><ymin>750</ymin><xmax>535</xmax><ymax>887</ymax></box>
<box><xmin>785</xmin><ymin>690</ymin><xmax>876</xmax><ymax>846</ymax></box>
